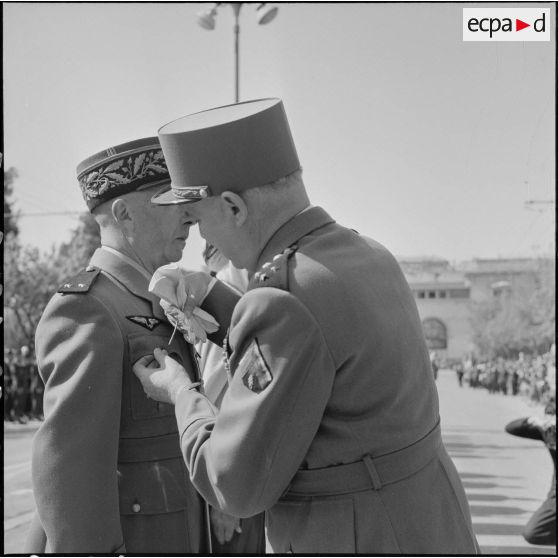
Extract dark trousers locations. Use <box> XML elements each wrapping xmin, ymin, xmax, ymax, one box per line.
<box><xmin>523</xmin><ymin>494</ymin><xmax>556</xmax><ymax>546</ymax></box>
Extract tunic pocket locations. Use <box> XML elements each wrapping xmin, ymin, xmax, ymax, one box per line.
<box><xmin>118</xmin><ymin>457</ymin><xmax>190</xmax><ymax>515</ymax></box>
<box><xmin>267</xmin><ymin>497</ymin><xmax>356</xmax><ymax>554</ymax></box>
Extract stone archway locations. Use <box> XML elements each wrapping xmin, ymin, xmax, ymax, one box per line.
<box><xmin>422</xmin><ymin>317</ymin><xmax>447</xmax><ymax>350</ymax></box>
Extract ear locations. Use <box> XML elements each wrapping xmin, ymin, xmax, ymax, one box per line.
<box><xmin>111</xmin><ymin>198</ymin><xmax>132</xmax><ymax>224</ymax></box>
<box><xmin>220</xmin><ymin>191</ymin><xmax>248</xmax><ymax>227</ymax></box>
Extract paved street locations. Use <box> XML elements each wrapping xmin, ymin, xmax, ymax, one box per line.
<box><xmin>4</xmin><ymin>370</ymin><xmax>556</xmax><ymax>555</ymax></box>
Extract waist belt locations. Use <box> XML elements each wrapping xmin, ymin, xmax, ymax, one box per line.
<box><xmin>285</xmin><ymin>421</ymin><xmax>442</xmax><ymax>497</ymax></box>
<box><xmin>118</xmin><ymin>432</ymin><xmax>183</xmax><ymax>463</ymax></box>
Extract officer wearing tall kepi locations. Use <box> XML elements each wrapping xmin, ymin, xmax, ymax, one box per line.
<box><xmin>134</xmin><ymin>98</ymin><xmax>480</xmax><ymax>553</ymax></box>
<box><xmin>26</xmin><ymin>137</ymin><xmax>238</xmax><ymax>553</ymax></box>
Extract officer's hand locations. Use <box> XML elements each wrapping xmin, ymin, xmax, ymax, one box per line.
<box><xmin>210</xmin><ymin>507</ymin><xmax>242</xmax><ymax>544</ymax></box>
<box><xmin>133</xmin><ymin>348</ymin><xmax>192</xmax><ymax>405</ymax></box>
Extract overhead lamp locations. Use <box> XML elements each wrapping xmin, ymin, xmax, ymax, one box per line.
<box><xmin>256</xmin><ymin>3</ymin><xmax>278</xmax><ymax>25</ymax></box>
<box><xmin>197</xmin><ymin>5</ymin><xmax>218</xmax><ymax>30</ymax></box>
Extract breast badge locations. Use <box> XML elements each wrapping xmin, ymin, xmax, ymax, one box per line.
<box><xmin>126</xmin><ymin>315</ymin><xmax>163</xmax><ymax>331</ymax></box>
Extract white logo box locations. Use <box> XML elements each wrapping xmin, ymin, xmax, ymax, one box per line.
<box><xmin>463</xmin><ymin>8</ymin><xmax>551</xmax><ymax>42</ymax></box>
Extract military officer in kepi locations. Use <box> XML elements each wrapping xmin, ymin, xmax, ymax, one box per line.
<box><xmin>134</xmin><ymin>98</ymin><xmax>481</xmax><ymax>554</ymax></box>
<box><xmin>25</xmin><ymin>137</ymin><xmax>239</xmax><ymax>554</ymax></box>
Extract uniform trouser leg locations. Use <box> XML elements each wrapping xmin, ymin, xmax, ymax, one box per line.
<box><xmin>523</xmin><ymin>495</ymin><xmax>556</xmax><ymax>546</ymax></box>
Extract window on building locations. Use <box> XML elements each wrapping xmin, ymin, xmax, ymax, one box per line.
<box><xmin>417</xmin><ymin>291</ymin><xmax>425</xmax><ymax>299</ymax></box>
<box><xmin>439</xmin><ymin>291</ymin><xmax>447</xmax><ymax>298</ymax></box>
<box><xmin>428</xmin><ymin>291</ymin><xmax>436</xmax><ymax>299</ymax></box>
<box><xmin>449</xmin><ymin>288</ymin><xmax>470</xmax><ymax>298</ymax></box>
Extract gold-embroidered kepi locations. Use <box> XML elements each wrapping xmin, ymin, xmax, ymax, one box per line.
<box><xmin>151</xmin><ymin>98</ymin><xmax>300</xmax><ymax>205</ymax></box>
<box><xmin>77</xmin><ymin>137</ymin><xmax>171</xmax><ymax>211</ymax></box>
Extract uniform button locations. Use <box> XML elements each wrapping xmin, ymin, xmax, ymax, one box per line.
<box><xmin>132</xmin><ymin>503</ymin><xmax>141</xmax><ymax>513</ymax></box>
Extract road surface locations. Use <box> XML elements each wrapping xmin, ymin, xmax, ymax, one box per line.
<box><xmin>4</xmin><ymin>370</ymin><xmax>556</xmax><ymax>554</ymax></box>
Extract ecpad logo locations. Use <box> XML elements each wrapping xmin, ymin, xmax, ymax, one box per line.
<box><xmin>463</xmin><ymin>8</ymin><xmax>550</xmax><ymax>41</ymax></box>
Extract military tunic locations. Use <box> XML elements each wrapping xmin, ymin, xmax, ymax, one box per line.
<box><xmin>29</xmin><ymin>247</ymin><xmax>236</xmax><ymax>553</ymax></box>
<box><xmin>173</xmin><ymin>206</ymin><xmax>479</xmax><ymax>554</ymax></box>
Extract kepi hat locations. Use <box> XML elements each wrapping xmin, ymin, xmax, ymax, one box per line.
<box><xmin>151</xmin><ymin>98</ymin><xmax>300</xmax><ymax>205</ymax></box>
<box><xmin>77</xmin><ymin>137</ymin><xmax>170</xmax><ymax>211</ymax></box>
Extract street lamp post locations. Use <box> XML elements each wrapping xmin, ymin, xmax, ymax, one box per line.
<box><xmin>197</xmin><ymin>3</ymin><xmax>279</xmax><ymax>103</ymax></box>
<box><xmin>232</xmin><ymin>3</ymin><xmax>241</xmax><ymax>103</ymax></box>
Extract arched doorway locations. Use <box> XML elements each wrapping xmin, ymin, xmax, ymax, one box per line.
<box><xmin>422</xmin><ymin>317</ymin><xmax>447</xmax><ymax>350</ymax></box>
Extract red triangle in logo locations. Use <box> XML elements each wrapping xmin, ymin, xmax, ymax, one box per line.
<box><xmin>516</xmin><ymin>19</ymin><xmax>530</xmax><ymax>31</ymax></box>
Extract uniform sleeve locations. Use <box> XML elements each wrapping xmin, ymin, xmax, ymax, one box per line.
<box><xmin>505</xmin><ymin>417</ymin><xmax>544</xmax><ymax>441</ymax></box>
<box><xmin>201</xmin><ymin>279</ymin><xmax>241</xmax><ymax>347</ymax></box>
<box><xmin>32</xmin><ymin>293</ymin><xmax>126</xmax><ymax>553</ymax></box>
<box><xmin>175</xmin><ymin>287</ymin><xmax>336</xmax><ymax>517</ymax></box>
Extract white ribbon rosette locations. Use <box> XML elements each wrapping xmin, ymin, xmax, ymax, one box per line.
<box><xmin>149</xmin><ymin>263</ymin><xmax>219</xmax><ymax>345</ymax></box>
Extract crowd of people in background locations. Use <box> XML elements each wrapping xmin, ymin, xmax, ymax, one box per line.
<box><xmin>3</xmin><ymin>346</ymin><xmax>44</xmax><ymax>423</ymax></box>
<box><xmin>3</xmin><ymin>344</ymin><xmax>555</xmax><ymax>425</ymax></box>
<box><xmin>451</xmin><ymin>348</ymin><xmax>556</xmax><ymax>406</ymax></box>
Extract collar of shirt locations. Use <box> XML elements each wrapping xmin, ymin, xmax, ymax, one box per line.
<box><xmin>100</xmin><ymin>246</ymin><xmax>153</xmax><ymax>281</ymax></box>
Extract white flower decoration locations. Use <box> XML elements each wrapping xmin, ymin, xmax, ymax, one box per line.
<box><xmin>149</xmin><ymin>263</ymin><xmax>219</xmax><ymax>345</ymax></box>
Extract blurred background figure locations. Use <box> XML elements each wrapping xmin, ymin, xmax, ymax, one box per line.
<box><xmin>454</xmin><ymin>360</ymin><xmax>465</xmax><ymax>387</ymax></box>
<box><xmin>3</xmin><ymin>345</ymin><xmax>44</xmax><ymax>423</ymax></box>
<box><xmin>505</xmin><ymin>398</ymin><xmax>556</xmax><ymax>546</ymax></box>
<box><xmin>429</xmin><ymin>350</ymin><xmax>439</xmax><ymax>381</ymax></box>
<box><xmin>4</xmin><ymin>348</ymin><xmax>17</xmax><ymax>421</ymax></box>
<box><xmin>13</xmin><ymin>346</ymin><xmax>32</xmax><ymax>424</ymax></box>
<box><xmin>198</xmin><ymin>242</ymin><xmax>264</xmax><ymax>555</ymax></box>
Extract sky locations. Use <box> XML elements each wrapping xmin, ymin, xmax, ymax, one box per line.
<box><xmin>3</xmin><ymin>1</ymin><xmax>555</xmax><ymax>267</ymax></box>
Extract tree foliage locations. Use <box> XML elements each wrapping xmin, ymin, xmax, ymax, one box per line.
<box><xmin>4</xmin><ymin>166</ymin><xmax>20</xmax><ymax>236</ymax></box>
<box><xmin>54</xmin><ymin>212</ymin><xmax>101</xmax><ymax>278</ymax></box>
<box><xmin>4</xmin><ymin>213</ymin><xmax>101</xmax><ymax>350</ymax></box>
<box><xmin>4</xmin><ymin>234</ymin><xmax>62</xmax><ymax>350</ymax></box>
<box><xmin>470</xmin><ymin>258</ymin><xmax>556</xmax><ymax>358</ymax></box>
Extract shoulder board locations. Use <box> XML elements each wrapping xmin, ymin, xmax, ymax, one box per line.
<box><xmin>58</xmin><ymin>266</ymin><xmax>101</xmax><ymax>294</ymax></box>
<box><xmin>249</xmin><ymin>244</ymin><xmax>298</xmax><ymax>291</ymax></box>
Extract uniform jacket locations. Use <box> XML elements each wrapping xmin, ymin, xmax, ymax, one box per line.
<box><xmin>173</xmin><ymin>206</ymin><xmax>479</xmax><ymax>554</ymax></box>
<box><xmin>29</xmin><ymin>247</ymin><xmax>237</xmax><ymax>554</ymax></box>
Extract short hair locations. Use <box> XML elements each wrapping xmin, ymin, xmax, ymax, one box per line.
<box><xmin>240</xmin><ymin>168</ymin><xmax>304</xmax><ymax>206</ymax></box>
<box><xmin>91</xmin><ymin>183</ymin><xmax>165</xmax><ymax>228</ymax></box>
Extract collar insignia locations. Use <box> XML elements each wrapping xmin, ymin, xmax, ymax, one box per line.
<box><xmin>126</xmin><ymin>315</ymin><xmax>163</xmax><ymax>331</ymax></box>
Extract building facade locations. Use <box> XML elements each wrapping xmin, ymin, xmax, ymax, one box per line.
<box><xmin>398</xmin><ymin>257</ymin><xmax>541</xmax><ymax>361</ymax></box>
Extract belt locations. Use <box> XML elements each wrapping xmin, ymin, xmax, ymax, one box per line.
<box><xmin>285</xmin><ymin>421</ymin><xmax>442</xmax><ymax>497</ymax></box>
<box><xmin>118</xmin><ymin>432</ymin><xmax>183</xmax><ymax>463</ymax></box>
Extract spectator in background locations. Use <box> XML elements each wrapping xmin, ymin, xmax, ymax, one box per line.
<box><xmin>455</xmin><ymin>361</ymin><xmax>464</xmax><ymax>387</ymax></box>
<box><xmin>13</xmin><ymin>346</ymin><xmax>32</xmax><ymax>424</ymax></box>
<box><xmin>4</xmin><ymin>349</ymin><xmax>17</xmax><ymax>421</ymax></box>
<box><xmin>505</xmin><ymin>398</ymin><xmax>556</xmax><ymax>546</ymax></box>
<box><xmin>429</xmin><ymin>350</ymin><xmax>439</xmax><ymax>380</ymax></box>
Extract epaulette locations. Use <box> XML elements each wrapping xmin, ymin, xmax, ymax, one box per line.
<box><xmin>57</xmin><ymin>266</ymin><xmax>101</xmax><ymax>294</ymax></box>
<box><xmin>250</xmin><ymin>244</ymin><xmax>298</xmax><ymax>291</ymax></box>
